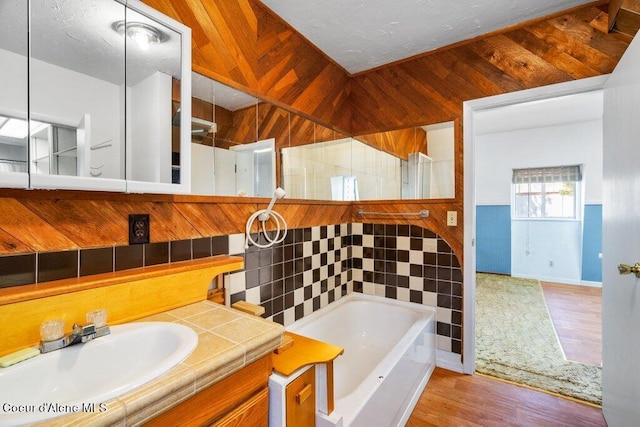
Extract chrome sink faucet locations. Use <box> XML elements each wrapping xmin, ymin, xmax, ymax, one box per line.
<box><xmin>39</xmin><ymin>310</ymin><xmax>111</xmax><ymax>354</ymax></box>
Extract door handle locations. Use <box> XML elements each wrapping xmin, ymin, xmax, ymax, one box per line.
<box><xmin>618</xmin><ymin>263</ymin><xmax>640</xmax><ymax>278</ymax></box>
<box><xmin>296</xmin><ymin>384</ymin><xmax>313</xmax><ymax>405</ymax></box>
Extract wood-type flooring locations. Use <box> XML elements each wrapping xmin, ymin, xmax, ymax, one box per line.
<box><xmin>541</xmin><ymin>282</ymin><xmax>602</xmax><ymax>366</ymax></box>
<box><xmin>407</xmin><ymin>368</ymin><xmax>605</xmax><ymax>426</ymax></box>
<box><xmin>407</xmin><ymin>281</ymin><xmax>604</xmax><ymax>425</ymax></box>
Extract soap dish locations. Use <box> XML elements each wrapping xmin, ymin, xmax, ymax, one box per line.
<box><xmin>0</xmin><ymin>347</ymin><xmax>40</xmax><ymax>368</ymax></box>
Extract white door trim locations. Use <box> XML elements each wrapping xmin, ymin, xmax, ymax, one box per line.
<box><xmin>462</xmin><ymin>75</ymin><xmax>609</xmax><ymax>374</ymax></box>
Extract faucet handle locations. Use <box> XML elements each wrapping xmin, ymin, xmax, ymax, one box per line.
<box><xmin>40</xmin><ymin>319</ymin><xmax>65</xmax><ymax>342</ymax></box>
<box><xmin>86</xmin><ymin>308</ymin><xmax>108</xmax><ymax>327</ymax></box>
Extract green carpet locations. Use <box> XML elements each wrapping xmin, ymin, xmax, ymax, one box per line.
<box><xmin>475</xmin><ymin>273</ymin><xmax>602</xmax><ymax>404</ymax></box>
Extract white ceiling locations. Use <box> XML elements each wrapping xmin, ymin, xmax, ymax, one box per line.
<box><xmin>259</xmin><ymin>0</ymin><xmax>595</xmax><ymax>74</ymax></box>
<box><xmin>474</xmin><ymin>90</ymin><xmax>603</xmax><ymax>136</ymax></box>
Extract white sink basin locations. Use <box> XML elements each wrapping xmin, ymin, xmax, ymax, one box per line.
<box><xmin>0</xmin><ymin>321</ymin><xmax>197</xmax><ymax>426</ymax></box>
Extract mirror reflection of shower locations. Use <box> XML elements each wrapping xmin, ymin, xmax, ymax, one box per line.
<box><xmin>232</xmin><ymin>139</ymin><xmax>275</xmax><ymax>197</ymax></box>
<box><xmin>403</xmin><ymin>152</ymin><xmax>432</xmax><ymax>199</ymax></box>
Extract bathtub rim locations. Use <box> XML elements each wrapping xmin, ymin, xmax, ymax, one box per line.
<box><xmin>286</xmin><ymin>292</ymin><xmax>436</xmax><ymax>335</ymax></box>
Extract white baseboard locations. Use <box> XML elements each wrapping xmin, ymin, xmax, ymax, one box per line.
<box><xmin>436</xmin><ymin>350</ymin><xmax>463</xmax><ymax>373</ymax></box>
<box><xmin>580</xmin><ymin>280</ymin><xmax>602</xmax><ymax>288</ymax></box>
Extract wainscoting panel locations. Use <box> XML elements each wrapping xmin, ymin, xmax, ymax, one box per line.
<box><xmin>582</xmin><ymin>204</ymin><xmax>602</xmax><ymax>283</ymax></box>
<box><xmin>476</xmin><ymin>205</ymin><xmax>511</xmax><ymax>275</ymax></box>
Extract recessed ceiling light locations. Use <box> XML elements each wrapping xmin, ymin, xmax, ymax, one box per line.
<box><xmin>0</xmin><ymin>118</ymin><xmax>48</xmax><ymax>139</ymax></box>
<box><xmin>112</xmin><ymin>21</ymin><xmax>167</xmax><ymax>51</ymax></box>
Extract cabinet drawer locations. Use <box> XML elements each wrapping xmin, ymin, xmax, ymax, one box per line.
<box><xmin>212</xmin><ymin>387</ymin><xmax>269</xmax><ymax>427</ymax></box>
<box><xmin>144</xmin><ymin>355</ymin><xmax>271</xmax><ymax>427</ymax></box>
<box><xmin>285</xmin><ymin>368</ymin><xmax>316</xmax><ymax>427</ymax></box>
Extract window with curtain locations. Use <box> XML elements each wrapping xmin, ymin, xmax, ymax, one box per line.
<box><xmin>512</xmin><ymin>165</ymin><xmax>582</xmax><ymax>219</ymax></box>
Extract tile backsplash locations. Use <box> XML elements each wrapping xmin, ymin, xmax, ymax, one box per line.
<box><xmin>225</xmin><ymin>224</ymin><xmax>352</xmax><ymax>326</ymax></box>
<box><xmin>225</xmin><ymin>223</ymin><xmax>462</xmax><ymax>355</ymax></box>
<box><xmin>0</xmin><ymin>236</ymin><xmax>229</xmax><ymax>289</ymax></box>
<box><xmin>0</xmin><ymin>223</ymin><xmax>461</xmax><ymax>355</ymax></box>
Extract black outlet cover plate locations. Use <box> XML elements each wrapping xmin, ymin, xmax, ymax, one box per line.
<box><xmin>129</xmin><ymin>214</ymin><xmax>150</xmax><ymax>245</ymax></box>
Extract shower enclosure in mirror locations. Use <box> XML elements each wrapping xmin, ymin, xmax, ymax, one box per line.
<box><xmin>0</xmin><ymin>0</ymin><xmax>191</xmax><ymax>193</ymax></box>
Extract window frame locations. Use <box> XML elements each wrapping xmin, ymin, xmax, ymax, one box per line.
<box><xmin>511</xmin><ymin>165</ymin><xmax>582</xmax><ymax>221</ymax></box>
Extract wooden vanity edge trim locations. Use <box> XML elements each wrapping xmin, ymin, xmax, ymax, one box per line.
<box><xmin>231</xmin><ymin>300</ymin><xmax>266</xmax><ymax>316</ymax></box>
<box><xmin>143</xmin><ymin>354</ymin><xmax>272</xmax><ymax>427</ymax></box>
<box><xmin>0</xmin><ymin>255</ymin><xmax>243</xmax><ymax>306</ymax></box>
<box><xmin>271</xmin><ymin>332</ymin><xmax>344</xmax><ymax>376</ymax></box>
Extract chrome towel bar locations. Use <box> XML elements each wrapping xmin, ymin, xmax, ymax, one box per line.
<box><xmin>356</xmin><ymin>209</ymin><xmax>429</xmax><ymax>218</ymax></box>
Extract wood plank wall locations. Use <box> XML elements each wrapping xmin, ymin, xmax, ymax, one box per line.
<box><xmin>0</xmin><ymin>1</ymin><xmax>630</xmax><ymax>273</ymax></box>
<box><xmin>0</xmin><ymin>190</ymin><xmax>352</xmax><ymax>255</ymax></box>
<box><xmin>354</xmin><ymin>128</ymin><xmax>428</xmax><ymax>161</ymax></box>
<box><xmin>349</xmin><ymin>6</ymin><xmax>630</xmax><ymax>133</ymax></box>
<box><xmin>149</xmin><ymin>0</ymin><xmax>352</xmax><ymax>132</ymax></box>
<box><xmin>194</xmin><ymin>97</ymin><xmax>427</xmax><ymax>161</ymax></box>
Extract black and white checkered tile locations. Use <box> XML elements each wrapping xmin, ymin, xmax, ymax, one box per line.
<box><xmin>225</xmin><ymin>224</ymin><xmax>352</xmax><ymax>328</ymax></box>
<box><xmin>224</xmin><ymin>222</ymin><xmax>462</xmax><ymax>355</ymax></box>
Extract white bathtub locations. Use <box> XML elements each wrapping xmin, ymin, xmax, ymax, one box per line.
<box><xmin>281</xmin><ymin>293</ymin><xmax>436</xmax><ymax>427</ymax></box>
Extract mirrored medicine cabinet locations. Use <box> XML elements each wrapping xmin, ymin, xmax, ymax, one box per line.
<box><xmin>0</xmin><ymin>0</ymin><xmax>191</xmax><ymax>194</ymax></box>
<box><xmin>0</xmin><ymin>0</ymin><xmax>454</xmax><ymax>201</ymax></box>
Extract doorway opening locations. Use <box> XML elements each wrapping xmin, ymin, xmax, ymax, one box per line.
<box><xmin>463</xmin><ymin>77</ymin><xmax>606</xmax><ymax>403</ymax></box>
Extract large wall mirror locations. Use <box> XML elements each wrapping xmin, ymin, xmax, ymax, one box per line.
<box><xmin>0</xmin><ymin>0</ymin><xmax>191</xmax><ymax>193</ymax></box>
<box><xmin>190</xmin><ymin>72</ymin><xmax>455</xmax><ymax>201</ymax></box>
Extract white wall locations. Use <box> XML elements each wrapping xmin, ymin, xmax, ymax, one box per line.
<box><xmin>214</xmin><ymin>147</ymin><xmax>236</xmax><ymax>196</ymax></box>
<box><xmin>0</xmin><ymin>48</ymin><xmax>124</xmax><ymax>180</ymax></box>
<box><xmin>0</xmin><ymin>47</ymin><xmax>28</xmax><ymax>179</ymax></box>
<box><xmin>476</xmin><ymin>120</ymin><xmax>603</xmax><ymax>205</ymax></box>
<box><xmin>0</xmin><ymin>49</ymin><xmax>28</xmax><ymax>118</ymax></box>
<box><xmin>511</xmin><ymin>220</ymin><xmax>583</xmax><ymax>282</ymax></box>
<box><xmin>29</xmin><ymin>51</ymin><xmax>124</xmax><ymax>180</ymax></box>
<box><xmin>127</xmin><ymin>71</ymin><xmax>172</xmax><ymax>183</ymax></box>
<box><xmin>475</xmin><ymin>97</ymin><xmax>603</xmax><ymax>283</ymax></box>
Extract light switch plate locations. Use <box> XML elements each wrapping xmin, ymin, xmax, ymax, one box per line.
<box><xmin>447</xmin><ymin>211</ymin><xmax>457</xmax><ymax>226</ymax></box>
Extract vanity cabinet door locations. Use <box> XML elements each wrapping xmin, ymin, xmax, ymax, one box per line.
<box><xmin>285</xmin><ymin>367</ymin><xmax>316</xmax><ymax>427</ymax></box>
<box><xmin>144</xmin><ymin>355</ymin><xmax>272</xmax><ymax>427</ymax></box>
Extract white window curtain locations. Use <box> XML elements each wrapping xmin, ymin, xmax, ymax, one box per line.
<box><xmin>512</xmin><ymin>164</ymin><xmax>582</xmax><ymax>184</ymax></box>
